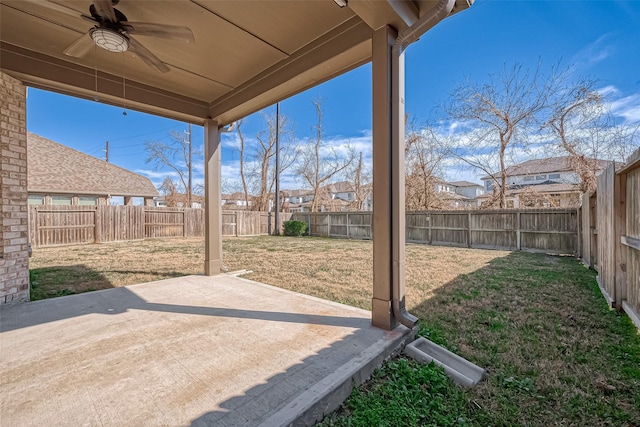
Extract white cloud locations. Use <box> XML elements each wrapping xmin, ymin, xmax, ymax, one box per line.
<box><xmin>610</xmin><ymin>93</ymin><xmax>640</xmax><ymax>123</ymax></box>
<box><xmin>135</xmin><ymin>169</ymin><xmax>179</xmax><ymax>180</ymax></box>
<box><xmin>570</xmin><ymin>34</ymin><xmax>614</xmax><ymax>71</ymax></box>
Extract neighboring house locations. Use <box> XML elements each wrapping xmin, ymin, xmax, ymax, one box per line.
<box><xmin>282</xmin><ymin>189</ymin><xmax>314</xmax><ymax>206</ymax></box>
<box><xmin>326</xmin><ymin>181</ymin><xmax>373</xmax><ymax>211</ymax></box>
<box><xmin>448</xmin><ymin>181</ymin><xmax>485</xmax><ymax>199</ymax></box>
<box><xmin>27</xmin><ymin>133</ymin><xmax>158</xmax><ymax>206</ymax></box>
<box><xmin>154</xmin><ymin>195</ymin><xmax>203</xmax><ymax>208</ymax></box>
<box><xmin>283</xmin><ymin>182</ymin><xmax>373</xmax><ymax>212</ymax></box>
<box><xmin>221</xmin><ymin>192</ymin><xmax>252</xmax><ymax>210</ymax></box>
<box><xmin>477</xmin><ymin>156</ymin><xmax>613</xmax><ymax>208</ymax></box>
<box><xmin>432</xmin><ymin>179</ymin><xmax>484</xmax><ymax>209</ymax></box>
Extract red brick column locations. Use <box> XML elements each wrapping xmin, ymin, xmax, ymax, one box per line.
<box><xmin>1</xmin><ymin>72</ymin><xmax>29</xmax><ymax>303</ymax></box>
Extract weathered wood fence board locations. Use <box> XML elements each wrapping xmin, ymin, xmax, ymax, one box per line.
<box><xmin>220</xmin><ymin>211</ymin><xmax>291</xmax><ymax>237</ymax></box>
<box><xmin>581</xmin><ymin>150</ymin><xmax>640</xmax><ymax>329</ymax></box>
<box><xmin>29</xmin><ymin>206</ymin><xmax>96</xmax><ymax>247</ymax></box>
<box><xmin>293</xmin><ymin>209</ymin><xmax>578</xmax><ymax>254</ymax></box>
<box><xmin>29</xmin><ymin>207</ymin><xmax>287</xmax><ymax>247</ymax></box>
<box><xmin>596</xmin><ymin>164</ymin><xmax>616</xmax><ymax>303</ymax></box>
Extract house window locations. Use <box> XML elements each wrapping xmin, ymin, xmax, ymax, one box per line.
<box><xmin>535</xmin><ymin>175</ymin><xmax>547</xmax><ymax>181</ymax></box>
<box><xmin>78</xmin><ymin>196</ymin><xmax>97</xmax><ymax>206</ymax></box>
<box><xmin>549</xmin><ymin>173</ymin><xmax>560</xmax><ymax>180</ymax></box>
<box><xmin>524</xmin><ymin>176</ymin><xmax>534</xmax><ymax>182</ymax></box>
<box><xmin>485</xmin><ymin>181</ymin><xmax>494</xmax><ymax>191</ymax></box>
<box><xmin>28</xmin><ymin>194</ymin><xmax>45</xmax><ymax>205</ymax></box>
<box><xmin>51</xmin><ymin>195</ymin><xmax>72</xmax><ymax>205</ymax></box>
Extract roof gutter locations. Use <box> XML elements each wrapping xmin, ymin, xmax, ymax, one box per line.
<box><xmin>390</xmin><ymin>0</ymin><xmax>456</xmax><ymax>329</ymax></box>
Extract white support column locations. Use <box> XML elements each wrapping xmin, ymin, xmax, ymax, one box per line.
<box><xmin>204</xmin><ymin>120</ymin><xmax>223</xmax><ymax>275</ymax></box>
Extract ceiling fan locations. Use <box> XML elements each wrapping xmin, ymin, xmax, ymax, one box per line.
<box><xmin>34</xmin><ymin>0</ymin><xmax>195</xmax><ymax>73</ymax></box>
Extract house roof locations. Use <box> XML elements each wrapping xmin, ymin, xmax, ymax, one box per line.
<box><xmin>27</xmin><ymin>132</ymin><xmax>158</xmax><ymax>198</ymax></box>
<box><xmin>481</xmin><ymin>156</ymin><xmax>613</xmax><ymax>180</ymax></box>
<box><xmin>326</xmin><ymin>181</ymin><xmax>354</xmax><ymax>193</ymax></box>
<box><xmin>448</xmin><ymin>180</ymin><xmax>483</xmax><ymax>188</ymax></box>
<box><xmin>282</xmin><ymin>189</ymin><xmax>314</xmax><ymax>198</ymax></box>
<box><xmin>476</xmin><ymin>183</ymin><xmax>580</xmax><ymax>199</ymax></box>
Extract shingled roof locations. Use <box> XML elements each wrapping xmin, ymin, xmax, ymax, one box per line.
<box><xmin>481</xmin><ymin>156</ymin><xmax>612</xmax><ymax>180</ymax></box>
<box><xmin>27</xmin><ymin>133</ymin><xmax>158</xmax><ymax>198</ymax></box>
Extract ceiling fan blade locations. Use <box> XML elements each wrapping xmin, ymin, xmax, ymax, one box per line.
<box><xmin>121</xmin><ymin>22</ymin><xmax>195</xmax><ymax>43</ymax></box>
<box><xmin>93</xmin><ymin>0</ymin><xmax>117</xmax><ymax>22</ymax></box>
<box><xmin>63</xmin><ymin>33</ymin><xmax>94</xmax><ymax>58</ymax></box>
<box><xmin>128</xmin><ymin>36</ymin><xmax>170</xmax><ymax>73</ymax></box>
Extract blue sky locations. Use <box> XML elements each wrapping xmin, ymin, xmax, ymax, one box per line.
<box><xmin>26</xmin><ymin>0</ymin><xmax>640</xmax><ymax>193</ymax></box>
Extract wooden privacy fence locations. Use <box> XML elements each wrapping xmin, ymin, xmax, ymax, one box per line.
<box><xmin>581</xmin><ymin>149</ymin><xmax>640</xmax><ymax>329</ymax></box>
<box><xmin>292</xmin><ymin>208</ymin><xmax>579</xmax><ymax>254</ymax></box>
<box><xmin>28</xmin><ymin>206</ymin><xmax>285</xmax><ymax>248</ymax></box>
<box><xmin>221</xmin><ymin>211</ymin><xmax>292</xmax><ymax>237</ymax></box>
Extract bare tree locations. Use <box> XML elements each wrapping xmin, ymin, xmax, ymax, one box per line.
<box><xmin>445</xmin><ymin>63</ymin><xmax>557</xmax><ymax>208</ymax></box>
<box><xmin>251</xmin><ymin>111</ymin><xmax>297</xmax><ymax>211</ymax></box>
<box><xmin>158</xmin><ymin>176</ymin><xmax>184</xmax><ymax>207</ymax></box>
<box><xmin>344</xmin><ymin>151</ymin><xmax>371</xmax><ymax>211</ymax></box>
<box><xmin>405</xmin><ymin>118</ymin><xmax>449</xmax><ymax>210</ymax></box>
<box><xmin>145</xmin><ymin>130</ymin><xmax>201</xmax><ymax>202</ymax></box>
<box><xmin>234</xmin><ymin>120</ymin><xmax>250</xmax><ymax>207</ymax></box>
<box><xmin>547</xmin><ymin>79</ymin><xmax>640</xmax><ymax>192</ymax></box>
<box><xmin>297</xmin><ymin>99</ymin><xmax>355</xmax><ymax>212</ymax></box>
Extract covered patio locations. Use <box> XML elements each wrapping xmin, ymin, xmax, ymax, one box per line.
<box><xmin>0</xmin><ymin>274</ymin><xmax>410</xmax><ymax>426</ymax></box>
<box><xmin>0</xmin><ymin>0</ymin><xmax>473</xmax><ymax>424</ymax></box>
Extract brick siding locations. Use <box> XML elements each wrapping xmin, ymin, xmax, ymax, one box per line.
<box><xmin>1</xmin><ymin>71</ymin><xmax>29</xmax><ymax>303</ymax></box>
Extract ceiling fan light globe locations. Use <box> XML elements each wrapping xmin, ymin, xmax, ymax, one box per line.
<box><xmin>90</xmin><ymin>28</ymin><xmax>129</xmax><ymax>53</ymax></box>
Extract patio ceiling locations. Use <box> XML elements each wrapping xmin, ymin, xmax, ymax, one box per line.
<box><xmin>0</xmin><ymin>0</ymin><xmax>470</xmax><ymax>124</ymax></box>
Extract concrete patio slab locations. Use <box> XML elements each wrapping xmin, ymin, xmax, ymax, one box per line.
<box><xmin>0</xmin><ymin>275</ymin><xmax>411</xmax><ymax>426</ymax></box>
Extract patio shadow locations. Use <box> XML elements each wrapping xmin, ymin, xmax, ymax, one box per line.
<box><xmin>1</xmin><ymin>284</ymin><xmax>368</xmax><ymax>332</ymax></box>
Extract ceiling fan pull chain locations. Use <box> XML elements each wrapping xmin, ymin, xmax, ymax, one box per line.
<box><xmin>94</xmin><ymin>44</ymin><xmax>99</xmax><ymax>102</ymax></box>
<box><xmin>122</xmin><ymin>52</ymin><xmax>127</xmax><ymax>116</ymax></box>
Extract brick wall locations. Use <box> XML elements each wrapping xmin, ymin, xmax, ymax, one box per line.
<box><xmin>1</xmin><ymin>71</ymin><xmax>29</xmax><ymax>303</ymax></box>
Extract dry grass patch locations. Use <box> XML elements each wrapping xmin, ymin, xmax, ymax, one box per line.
<box><xmin>30</xmin><ymin>236</ymin><xmax>507</xmax><ymax>307</ymax></box>
<box><xmin>29</xmin><ymin>238</ymin><xmax>206</xmax><ymax>299</ymax></box>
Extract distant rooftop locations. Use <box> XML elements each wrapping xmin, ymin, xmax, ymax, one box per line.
<box><xmin>481</xmin><ymin>156</ymin><xmax>613</xmax><ymax>180</ymax></box>
<box><xmin>27</xmin><ymin>133</ymin><xmax>158</xmax><ymax>198</ymax></box>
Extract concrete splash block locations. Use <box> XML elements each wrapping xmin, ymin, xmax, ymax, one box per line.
<box><xmin>405</xmin><ymin>337</ymin><xmax>485</xmax><ymax>387</ymax></box>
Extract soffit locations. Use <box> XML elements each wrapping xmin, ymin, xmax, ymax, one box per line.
<box><xmin>0</xmin><ymin>0</ymin><xmax>471</xmax><ymax>124</ymax></box>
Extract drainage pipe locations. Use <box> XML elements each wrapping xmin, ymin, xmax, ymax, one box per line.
<box><xmin>390</xmin><ymin>0</ymin><xmax>456</xmax><ymax>329</ymax></box>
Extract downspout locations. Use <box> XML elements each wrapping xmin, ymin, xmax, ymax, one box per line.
<box><xmin>390</xmin><ymin>0</ymin><xmax>456</xmax><ymax>328</ymax></box>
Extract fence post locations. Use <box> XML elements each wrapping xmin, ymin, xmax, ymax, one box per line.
<box><xmin>268</xmin><ymin>211</ymin><xmax>272</xmax><ymax>235</ymax></box>
<box><xmin>327</xmin><ymin>213</ymin><xmax>331</xmax><ymax>237</ymax></box>
<box><xmin>614</xmin><ymin>172</ymin><xmax>627</xmax><ymax>310</ymax></box>
<box><xmin>516</xmin><ymin>211</ymin><xmax>521</xmax><ymax>251</ymax></box>
<box><xmin>346</xmin><ymin>213</ymin><xmax>350</xmax><ymax>239</ymax></box>
<box><xmin>428</xmin><ymin>212</ymin><xmax>432</xmax><ymax>244</ymax></box>
<box><xmin>183</xmin><ymin>210</ymin><xmax>187</xmax><ymax>238</ymax></box>
<box><xmin>235</xmin><ymin>211</ymin><xmax>239</xmax><ymax>237</ymax></box>
<box><xmin>33</xmin><ymin>206</ymin><xmax>39</xmax><ymax>248</ymax></box>
<box><xmin>94</xmin><ymin>206</ymin><xmax>101</xmax><ymax>243</ymax></box>
<box><xmin>576</xmin><ymin>208</ymin><xmax>582</xmax><ymax>258</ymax></box>
<box><xmin>467</xmin><ymin>212</ymin><xmax>472</xmax><ymax>248</ymax></box>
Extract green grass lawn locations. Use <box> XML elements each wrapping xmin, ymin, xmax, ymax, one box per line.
<box><xmin>321</xmin><ymin>252</ymin><xmax>640</xmax><ymax>427</ymax></box>
<box><xmin>28</xmin><ymin>237</ymin><xmax>640</xmax><ymax>426</ymax></box>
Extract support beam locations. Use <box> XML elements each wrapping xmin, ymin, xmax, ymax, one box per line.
<box><xmin>371</xmin><ymin>26</ymin><xmax>399</xmax><ymax>330</ymax></box>
<box><xmin>204</xmin><ymin>120</ymin><xmax>223</xmax><ymax>276</ymax></box>
<box><xmin>1</xmin><ymin>43</ymin><xmax>209</xmax><ymax>124</ymax></box>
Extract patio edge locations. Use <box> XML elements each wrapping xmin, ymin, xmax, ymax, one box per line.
<box><xmin>258</xmin><ymin>324</ymin><xmax>415</xmax><ymax>427</ymax></box>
